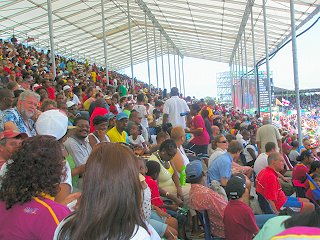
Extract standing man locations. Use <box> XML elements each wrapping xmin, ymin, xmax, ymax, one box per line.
<box><xmin>163</xmin><ymin>87</ymin><xmax>189</xmax><ymax>129</ymax></box>
<box><xmin>2</xmin><ymin>90</ymin><xmax>40</xmax><ymax>137</ymax></box>
<box><xmin>256</xmin><ymin>117</ymin><xmax>282</xmax><ymax>153</ymax></box>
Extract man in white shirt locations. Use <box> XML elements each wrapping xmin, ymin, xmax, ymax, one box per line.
<box><xmin>163</xmin><ymin>87</ymin><xmax>189</xmax><ymax>129</ymax></box>
<box><xmin>254</xmin><ymin>142</ymin><xmax>276</xmax><ymax>175</ymax></box>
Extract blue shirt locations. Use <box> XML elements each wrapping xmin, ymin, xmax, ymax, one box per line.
<box><xmin>207</xmin><ymin>152</ymin><xmax>233</xmax><ymax>184</ymax></box>
<box><xmin>2</xmin><ymin>107</ymin><xmax>36</xmax><ymax>137</ymax></box>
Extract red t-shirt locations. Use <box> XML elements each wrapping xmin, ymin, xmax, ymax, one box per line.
<box><xmin>46</xmin><ymin>87</ymin><xmax>55</xmax><ymax>100</ymax></box>
<box><xmin>190</xmin><ymin>115</ymin><xmax>210</xmax><ymax>146</ymax></box>
<box><xmin>256</xmin><ymin>166</ymin><xmax>287</xmax><ymax>210</ymax></box>
<box><xmin>145</xmin><ymin>175</ymin><xmax>166</xmax><ymax>212</ymax></box>
<box><xmin>223</xmin><ymin>200</ymin><xmax>259</xmax><ymax>240</ymax></box>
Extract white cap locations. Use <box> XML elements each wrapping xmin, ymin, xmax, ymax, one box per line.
<box><xmin>63</xmin><ymin>85</ymin><xmax>71</xmax><ymax>91</ymax></box>
<box><xmin>36</xmin><ymin>109</ymin><xmax>68</xmax><ymax>140</ymax></box>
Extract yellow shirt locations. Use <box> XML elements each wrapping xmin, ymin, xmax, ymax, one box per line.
<box><xmin>107</xmin><ymin>126</ymin><xmax>127</xmax><ymax>143</ymax></box>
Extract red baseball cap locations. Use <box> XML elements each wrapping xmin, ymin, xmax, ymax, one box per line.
<box><xmin>0</xmin><ymin>130</ymin><xmax>28</xmax><ymax>141</ymax></box>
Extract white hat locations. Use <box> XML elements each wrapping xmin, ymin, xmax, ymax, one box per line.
<box><xmin>63</xmin><ymin>85</ymin><xmax>71</xmax><ymax>91</ymax></box>
<box><xmin>36</xmin><ymin>110</ymin><xmax>68</xmax><ymax>140</ymax></box>
<box><xmin>66</xmin><ymin>101</ymin><xmax>75</xmax><ymax>108</ymax></box>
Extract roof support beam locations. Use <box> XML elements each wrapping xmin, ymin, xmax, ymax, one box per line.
<box><xmin>135</xmin><ymin>0</ymin><xmax>183</xmax><ymax>58</ymax></box>
<box><xmin>229</xmin><ymin>0</ymin><xmax>255</xmax><ymax>64</ymax></box>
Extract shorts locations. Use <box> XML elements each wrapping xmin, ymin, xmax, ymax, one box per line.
<box><xmin>282</xmin><ymin>196</ymin><xmax>303</xmax><ymax>211</ymax></box>
<box><xmin>147</xmin><ymin>211</ymin><xmax>167</xmax><ymax>237</ymax></box>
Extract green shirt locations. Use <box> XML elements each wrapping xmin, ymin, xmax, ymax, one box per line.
<box><xmin>254</xmin><ymin>216</ymin><xmax>290</xmax><ymax>240</ymax></box>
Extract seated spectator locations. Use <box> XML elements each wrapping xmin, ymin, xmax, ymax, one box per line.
<box><xmin>186</xmin><ymin>160</ymin><xmax>227</xmax><ymax>239</ymax></box>
<box><xmin>297</xmin><ymin>138</ymin><xmax>311</xmax><ymax>154</ymax></box>
<box><xmin>241</xmin><ymin>132</ymin><xmax>258</xmax><ymax>167</ymax></box>
<box><xmin>208</xmin><ymin>134</ymin><xmax>229</xmax><ymax>167</ymax></box>
<box><xmin>64</xmin><ymin>116</ymin><xmax>92</xmax><ymax>166</ymax></box>
<box><xmin>138</xmin><ymin>158</ymin><xmax>178</xmax><ymax>240</ymax></box>
<box><xmin>0</xmin><ymin>136</ymin><xmax>71</xmax><ymax>240</ymax></box>
<box><xmin>128</xmin><ymin>122</ymin><xmax>148</xmax><ymax>153</ymax></box>
<box><xmin>40</xmin><ymin>99</ymin><xmax>57</xmax><ymax>112</ymax></box>
<box><xmin>89</xmin><ymin>98</ymin><xmax>108</xmax><ymax>133</ymax></box>
<box><xmin>256</xmin><ymin>152</ymin><xmax>314</xmax><ymax>215</ymax></box>
<box><xmin>271</xmin><ymin>209</ymin><xmax>320</xmax><ymax>239</ymax></box>
<box><xmin>288</xmin><ymin>140</ymin><xmax>300</xmax><ymax>166</ymax></box>
<box><xmin>130</xmin><ymin>110</ymin><xmax>149</xmax><ymax>144</ymax></box>
<box><xmin>0</xmin><ymin>130</ymin><xmax>27</xmax><ymax>168</ymax></box>
<box><xmin>207</xmin><ymin>140</ymin><xmax>243</xmax><ymax>187</ymax></box>
<box><xmin>107</xmin><ymin>112</ymin><xmax>129</xmax><ymax>143</ymax></box>
<box><xmin>2</xmin><ymin>90</ymin><xmax>40</xmax><ymax>136</ymax></box>
<box><xmin>292</xmin><ymin>149</ymin><xmax>314</xmax><ymax>197</ymax></box>
<box><xmin>224</xmin><ymin>174</ymin><xmax>259</xmax><ymax>240</ymax></box>
<box><xmin>88</xmin><ymin>115</ymin><xmax>110</xmax><ymax>148</ymax></box>
<box><xmin>170</xmin><ymin>126</ymin><xmax>190</xmax><ymax>175</ymax></box>
<box><xmin>55</xmin><ymin>142</ymin><xmax>157</xmax><ymax>240</ymax></box>
<box><xmin>254</xmin><ymin>142</ymin><xmax>276</xmax><ymax>175</ymax></box>
<box><xmin>149</xmin><ymin>139</ymin><xmax>190</xmax><ymax>205</ymax></box>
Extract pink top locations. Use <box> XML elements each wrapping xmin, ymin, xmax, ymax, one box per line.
<box><xmin>190</xmin><ymin>115</ymin><xmax>210</xmax><ymax>146</ymax></box>
<box><xmin>0</xmin><ymin>197</ymin><xmax>70</xmax><ymax>240</ymax></box>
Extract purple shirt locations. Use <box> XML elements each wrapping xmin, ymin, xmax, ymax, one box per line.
<box><xmin>0</xmin><ymin>197</ymin><xmax>70</xmax><ymax>240</ymax></box>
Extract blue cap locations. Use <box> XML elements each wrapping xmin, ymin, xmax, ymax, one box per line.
<box><xmin>116</xmin><ymin>112</ymin><xmax>129</xmax><ymax>121</ymax></box>
<box><xmin>186</xmin><ymin>160</ymin><xmax>203</xmax><ymax>181</ymax></box>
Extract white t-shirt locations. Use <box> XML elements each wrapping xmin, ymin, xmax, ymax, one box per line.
<box><xmin>133</xmin><ymin>105</ymin><xmax>149</xmax><ymax>128</ymax></box>
<box><xmin>53</xmin><ymin>217</ymin><xmax>153</xmax><ymax>240</ymax></box>
<box><xmin>242</xmin><ymin>144</ymin><xmax>258</xmax><ymax>163</ymax></box>
<box><xmin>71</xmin><ymin>94</ymin><xmax>81</xmax><ymax>105</ymax></box>
<box><xmin>128</xmin><ymin>135</ymin><xmax>145</xmax><ymax>147</ymax></box>
<box><xmin>253</xmin><ymin>152</ymin><xmax>268</xmax><ymax>175</ymax></box>
<box><xmin>163</xmin><ymin>96</ymin><xmax>189</xmax><ymax>129</ymax></box>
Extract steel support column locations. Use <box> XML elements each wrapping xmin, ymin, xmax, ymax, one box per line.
<box><xmin>127</xmin><ymin>0</ymin><xmax>134</xmax><ymax>88</ymax></box>
<box><xmin>173</xmin><ymin>50</ymin><xmax>177</xmax><ymax>87</ymax></box>
<box><xmin>101</xmin><ymin>0</ymin><xmax>109</xmax><ymax>85</ymax></box>
<box><xmin>178</xmin><ymin>54</ymin><xmax>182</xmax><ymax>94</ymax></box>
<box><xmin>167</xmin><ymin>42</ymin><xmax>172</xmax><ymax>89</ymax></box>
<box><xmin>145</xmin><ymin>12</ymin><xmax>151</xmax><ymax>91</ymax></box>
<box><xmin>251</xmin><ymin>9</ymin><xmax>259</xmax><ymax>115</ymax></box>
<box><xmin>153</xmin><ymin>24</ymin><xmax>159</xmax><ymax>92</ymax></box>
<box><xmin>244</xmin><ymin>30</ymin><xmax>249</xmax><ymax>111</ymax></box>
<box><xmin>290</xmin><ymin>0</ymin><xmax>302</xmax><ymax>145</ymax></box>
<box><xmin>240</xmin><ymin>38</ymin><xmax>244</xmax><ymax>112</ymax></box>
<box><xmin>47</xmin><ymin>0</ymin><xmax>56</xmax><ymax>78</ymax></box>
<box><xmin>182</xmin><ymin>57</ymin><xmax>186</xmax><ymax>97</ymax></box>
<box><xmin>160</xmin><ymin>33</ymin><xmax>165</xmax><ymax>90</ymax></box>
<box><xmin>262</xmin><ymin>0</ymin><xmax>272</xmax><ymax>119</ymax></box>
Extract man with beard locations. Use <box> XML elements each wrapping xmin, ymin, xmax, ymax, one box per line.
<box><xmin>2</xmin><ymin>90</ymin><xmax>40</xmax><ymax>136</ymax></box>
<box><xmin>64</xmin><ymin>116</ymin><xmax>92</xmax><ymax>167</ymax></box>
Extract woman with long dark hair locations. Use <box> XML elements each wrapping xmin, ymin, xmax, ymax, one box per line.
<box><xmin>0</xmin><ymin>135</ymin><xmax>70</xmax><ymax>240</ymax></box>
<box><xmin>56</xmin><ymin>143</ymin><xmax>152</xmax><ymax>240</ymax></box>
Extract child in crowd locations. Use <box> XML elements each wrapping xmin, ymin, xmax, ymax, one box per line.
<box><xmin>137</xmin><ymin>158</ymin><xmax>178</xmax><ymax>240</ymax></box>
<box><xmin>128</xmin><ymin>122</ymin><xmax>149</xmax><ymax>152</ymax></box>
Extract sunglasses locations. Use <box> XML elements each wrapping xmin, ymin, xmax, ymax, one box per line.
<box><xmin>219</xmin><ymin>140</ymin><xmax>227</xmax><ymax>143</ymax></box>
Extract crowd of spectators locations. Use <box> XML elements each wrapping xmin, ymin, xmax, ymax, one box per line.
<box><xmin>1</xmin><ymin>37</ymin><xmax>320</xmax><ymax>240</ymax></box>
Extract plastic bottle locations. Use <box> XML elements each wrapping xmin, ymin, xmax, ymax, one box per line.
<box><xmin>180</xmin><ymin>166</ymin><xmax>186</xmax><ymax>186</ymax></box>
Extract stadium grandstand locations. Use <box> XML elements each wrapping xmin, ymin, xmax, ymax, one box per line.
<box><xmin>1</xmin><ymin>1</ymin><xmax>320</xmax><ymax>240</ymax></box>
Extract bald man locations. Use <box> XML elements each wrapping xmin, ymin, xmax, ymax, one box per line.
<box><xmin>256</xmin><ymin>152</ymin><xmax>314</xmax><ymax>215</ymax></box>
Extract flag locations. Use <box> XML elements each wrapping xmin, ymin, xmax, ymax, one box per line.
<box><xmin>276</xmin><ymin>98</ymin><xmax>283</xmax><ymax>106</ymax></box>
<box><xmin>282</xmin><ymin>98</ymin><xmax>290</xmax><ymax>106</ymax></box>
<box><xmin>306</xmin><ymin>174</ymin><xmax>320</xmax><ymax>200</ymax></box>
<box><xmin>27</xmin><ymin>37</ymin><xmax>34</xmax><ymax>42</ymax></box>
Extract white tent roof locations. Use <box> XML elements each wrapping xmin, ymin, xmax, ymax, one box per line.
<box><xmin>0</xmin><ymin>0</ymin><xmax>319</xmax><ymax>70</ymax></box>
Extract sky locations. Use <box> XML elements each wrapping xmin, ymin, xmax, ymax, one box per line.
<box><xmin>124</xmin><ymin>14</ymin><xmax>320</xmax><ymax>99</ymax></box>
